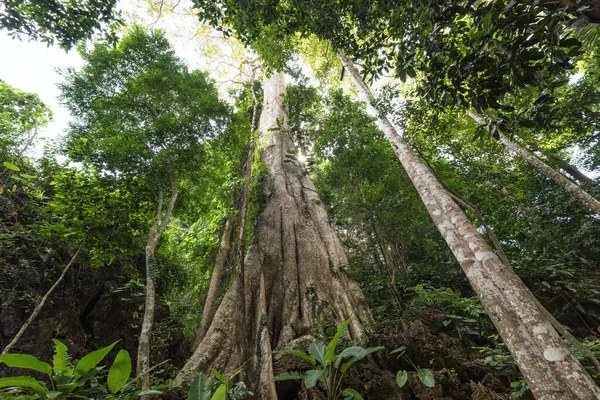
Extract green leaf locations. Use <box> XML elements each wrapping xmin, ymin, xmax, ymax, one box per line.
<box><xmin>272</xmin><ymin>350</ymin><xmax>316</xmax><ymax>366</ymax></box>
<box><xmin>396</xmin><ymin>370</ymin><xmax>408</xmax><ymax>387</ymax></box>
<box><xmin>74</xmin><ymin>341</ymin><xmax>117</xmax><ymax>377</ymax></box>
<box><xmin>210</xmin><ymin>384</ymin><xmax>227</xmax><ymax>400</ymax></box>
<box><xmin>108</xmin><ymin>349</ymin><xmax>131</xmax><ymax>394</ymax></box>
<box><xmin>210</xmin><ymin>368</ymin><xmax>226</xmax><ymax>384</ymax></box>
<box><xmin>308</xmin><ymin>341</ymin><xmax>327</xmax><ymax>366</ymax></box>
<box><xmin>303</xmin><ymin>369</ymin><xmax>325</xmax><ymax>389</ymax></box>
<box><xmin>390</xmin><ymin>346</ymin><xmax>406</xmax><ymax>356</ymax></box>
<box><xmin>342</xmin><ymin>388</ymin><xmax>364</xmax><ymax>400</ymax></box>
<box><xmin>0</xmin><ymin>376</ymin><xmax>47</xmax><ymax>395</ymax></box>
<box><xmin>339</xmin><ymin>347</ymin><xmax>384</xmax><ymax>373</ymax></box>
<box><xmin>56</xmin><ymin>382</ymin><xmax>77</xmax><ymax>392</ymax></box>
<box><xmin>20</xmin><ymin>173</ymin><xmax>37</xmax><ymax>179</ymax></box>
<box><xmin>326</xmin><ymin>317</ymin><xmax>351</xmax><ymax>363</ymax></box>
<box><xmin>3</xmin><ymin>161</ymin><xmax>20</xmax><ymax>171</ymax></box>
<box><xmin>482</xmin><ymin>12</ymin><xmax>492</xmax><ymax>33</ymax></box>
<box><xmin>187</xmin><ymin>373</ymin><xmax>212</xmax><ymax>400</ymax></box>
<box><xmin>418</xmin><ymin>369</ymin><xmax>435</xmax><ymax>387</ymax></box>
<box><xmin>0</xmin><ymin>354</ymin><xmax>52</xmax><ymax>376</ymax></box>
<box><xmin>52</xmin><ymin>339</ymin><xmax>72</xmax><ymax>376</ymax></box>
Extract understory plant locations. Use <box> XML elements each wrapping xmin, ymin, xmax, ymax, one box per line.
<box><xmin>187</xmin><ymin>364</ymin><xmax>253</xmax><ymax>400</ymax></box>
<box><xmin>270</xmin><ymin>317</ymin><xmax>384</xmax><ymax>400</ymax></box>
<box><xmin>390</xmin><ymin>346</ymin><xmax>436</xmax><ymax>389</ymax></box>
<box><xmin>0</xmin><ymin>340</ymin><xmax>160</xmax><ymax>399</ymax></box>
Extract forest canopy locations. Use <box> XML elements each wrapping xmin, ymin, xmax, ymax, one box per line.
<box><xmin>1</xmin><ymin>1</ymin><xmax>600</xmax><ymax>400</ymax></box>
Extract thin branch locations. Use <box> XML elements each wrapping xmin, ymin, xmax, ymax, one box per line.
<box><xmin>3</xmin><ymin>248</ymin><xmax>82</xmax><ymax>354</ymax></box>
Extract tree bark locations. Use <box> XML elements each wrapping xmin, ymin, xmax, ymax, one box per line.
<box><xmin>466</xmin><ymin>110</ymin><xmax>600</xmax><ymax>215</ymax></box>
<box><xmin>193</xmin><ymin>216</ymin><xmax>234</xmax><ymax>347</ymax></box>
<box><xmin>545</xmin><ymin>153</ymin><xmax>595</xmax><ymax>185</ymax></box>
<box><xmin>137</xmin><ymin>174</ymin><xmax>178</xmax><ymax>391</ymax></box>
<box><xmin>2</xmin><ymin>248</ymin><xmax>81</xmax><ymax>354</ymax></box>
<box><xmin>174</xmin><ymin>72</ymin><xmax>371</xmax><ymax>397</ymax></box>
<box><xmin>339</xmin><ymin>53</ymin><xmax>600</xmax><ymax>400</ymax></box>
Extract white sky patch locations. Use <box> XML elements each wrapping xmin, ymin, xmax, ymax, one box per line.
<box><xmin>0</xmin><ymin>0</ymin><xmax>254</xmax><ymax>158</ymax></box>
<box><xmin>0</xmin><ymin>32</ymin><xmax>84</xmax><ymax>156</ymax></box>
<box><xmin>568</xmin><ymin>72</ymin><xmax>584</xmax><ymax>85</ymax></box>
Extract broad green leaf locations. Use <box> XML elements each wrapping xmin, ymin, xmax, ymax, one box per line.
<box><xmin>56</xmin><ymin>382</ymin><xmax>77</xmax><ymax>392</ymax></box>
<box><xmin>326</xmin><ymin>317</ymin><xmax>351</xmax><ymax>363</ymax></box>
<box><xmin>74</xmin><ymin>341</ymin><xmax>117</xmax><ymax>377</ymax></box>
<box><xmin>418</xmin><ymin>369</ymin><xmax>435</xmax><ymax>388</ymax></box>
<box><xmin>52</xmin><ymin>339</ymin><xmax>72</xmax><ymax>376</ymax></box>
<box><xmin>343</xmin><ymin>388</ymin><xmax>364</xmax><ymax>400</ymax></box>
<box><xmin>396</xmin><ymin>370</ymin><xmax>408</xmax><ymax>387</ymax></box>
<box><xmin>47</xmin><ymin>391</ymin><xmax>63</xmax><ymax>398</ymax></box>
<box><xmin>272</xmin><ymin>350</ymin><xmax>315</xmax><ymax>365</ymax></box>
<box><xmin>0</xmin><ymin>376</ymin><xmax>47</xmax><ymax>395</ymax></box>
<box><xmin>210</xmin><ymin>384</ymin><xmax>227</xmax><ymax>400</ymax></box>
<box><xmin>3</xmin><ymin>161</ymin><xmax>20</xmax><ymax>171</ymax></box>
<box><xmin>390</xmin><ymin>346</ymin><xmax>406</xmax><ymax>356</ymax></box>
<box><xmin>308</xmin><ymin>341</ymin><xmax>327</xmax><ymax>366</ymax></box>
<box><xmin>108</xmin><ymin>349</ymin><xmax>131</xmax><ymax>394</ymax></box>
<box><xmin>303</xmin><ymin>369</ymin><xmax>325</xmax><ymax>389</ymax></box>
<box><xmin>0</xmin><ymin>354</ymin><xmax>52</xmax><ymax>376</ymax></box>
<box><xmin>20</xmin><ymin>173</ymin><xmax>37</xmax><ymax>179</ymax></box>
<box><xmin>338</xmin><ymin>346</ymin><xmax>384</xmax><ymax>373</ymax></box>
<box><xmin>187</xmin><ymin>373</ymin><xmax>212</xmax><ymax>400</ymax></box>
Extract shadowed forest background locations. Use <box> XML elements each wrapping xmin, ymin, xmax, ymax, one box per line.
<box><xmin>1</xmin><ymin>1</ymin><xmax>600</xmax><ymax>399</ymax></box>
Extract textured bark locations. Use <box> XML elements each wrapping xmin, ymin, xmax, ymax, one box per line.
<box><xmin>137</xmin><ymin>177</ymin><xmax>178</xmax><ymax>391</ymax></box>
<box><xmin>2</xmin><ymin>248</ymin><xmax>81</xmax><ymax>354</ymax></box>
<box><xmin>339</xmin><ymin>53</ymin><xmax>600</xmax><ymax>400</ymax></box>
<box><xmin>174</xmin><ymin>73</ymin><xmax>371</xmax><ymax>396</ymax></box>
<box><xmin>466</xmin><ymin>110</ymin><xmax>600</xmax><ymax>215</ymax></box>
<box><xmin>194</xmin><ymin>216</ymin><xmax>234</xmax><ymax>347</ymax></box>
<box><xmin>448</xmin><ymin>192</ymin><xmax>600</xmax><ymax>374</ymax></box>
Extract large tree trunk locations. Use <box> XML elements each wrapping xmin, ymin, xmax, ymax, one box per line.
<box><xmin>339</xmin><ymin>53</ymin><xmax>600</xmax><ymax>400</ymax></box>
<box><xmin>466</xmin><ymin>110</ymin><xmax>600</xmax><ymax>214</ymax></box>
<box><xmin>137</xmin><ymin>178</ymin><xmax>178</xmax><ymax>391</ymax></box>
<box><xmin>173</xmin><ymin>73</ymin><xmax>371</xmax><ymax>396</ymax></box>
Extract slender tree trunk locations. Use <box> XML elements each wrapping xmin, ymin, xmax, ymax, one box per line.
<box><xmin>174</xmin><ymin>73</ymin><xmax>371</xmax><ymax>397</ymax></box>
<box><xmin>545</xmin><ymin>153</ymin><xmax>595</xmax><ymax>185</ymax></box>
<box><xmin>339</xmin><ymin>53</ymin><xmax>600</xmax><ymax>399</ymax></box>
<box><xmin>2</xmin><ymin>248</ymin><xmax>81</xmax><ymax>354</ymax></box>
<box><xmin>194</xmin><ymin>216</ymin><xmax>234</xmax><ymax>347</ymax></box>
<box><xmin>466</xmin><ymin>110</ymin><xmax>600</xmax><ymax>214</ymax></box>
<box><xmin>137</xmin><ymin>176</ymin><xmax>178</xmax><ymax>391</ymax></box>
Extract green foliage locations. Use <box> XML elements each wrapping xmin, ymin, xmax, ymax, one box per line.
<box><xmin>409</xmin><ymin>285</ymin><xmax>492</xmax><ymax>338</ymax></box>
<box><xmin>0</xmin><ymin>0</ymin><xmax>122</xmax><ymax>49</ymax></box>
<box><xmin>187</xmin><ymin>368</ymin><xmax>253</xmax><ymax>400</ymax></box>
<box><xmin>390</xmin><ymin>346</ymin><xmax>436</xmax><ymax>389</ymax></box>
<box><xmin>0</xmin><ymin>340</ymin><xmax>159</xmax><ymax>399</ymax></box>
<box><xmin>0</xmin><ymin>80</ymin><xmax>52</xmax><ymax>156</ymax></box>
<box><xmin>272</xmin><ymin>317</ymin><xmax>383</xmax><ymax>400</ymax></box>
<box><xmin>60</xmin><ymin>26</ymin><xmax>230</xmax><ymax>183</ymax></box>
